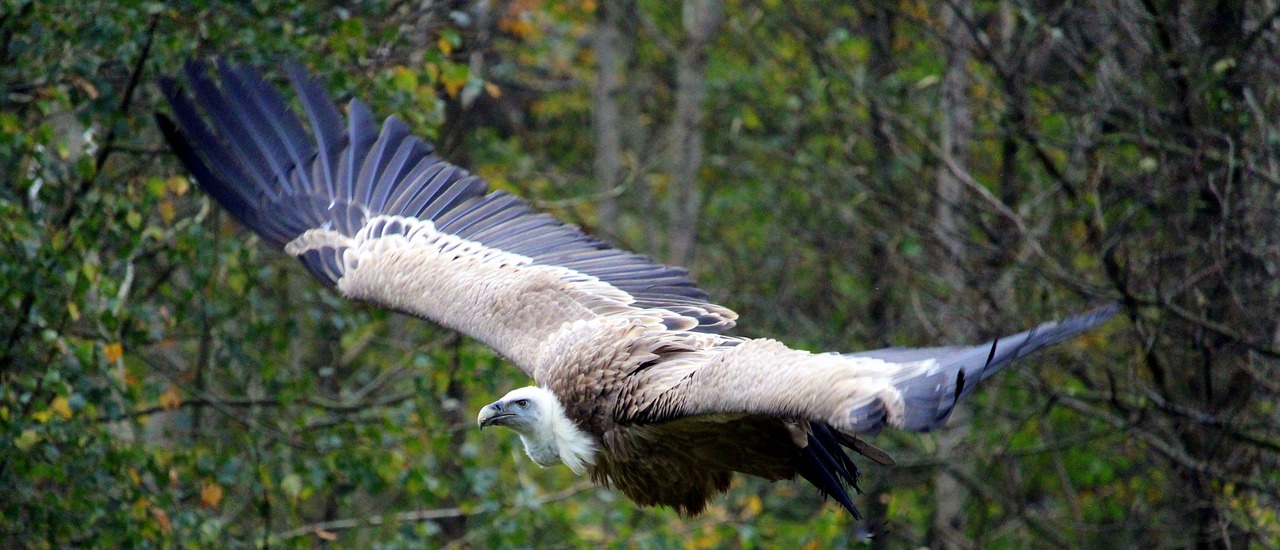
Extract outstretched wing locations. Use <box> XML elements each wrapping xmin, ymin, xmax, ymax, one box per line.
<box><xmin>615</xmin><ymin>305</ymin><xmax>1115</xmax><ymax>517</ymax></box>
<box><xmin>627</xmin><ymin>305</ymin><xmax>1118</xmax><ymax>435</ymax></box>
<box><xmin>156</xmin><ymin>59</ymin><xmax>737</xmax><ymax>374</ymax></box>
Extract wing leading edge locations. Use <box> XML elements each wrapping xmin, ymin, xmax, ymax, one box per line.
<box><xmin>157</xmin><ymin>59</ymin><xmax>738</xmax><ymax>373</ymax></box>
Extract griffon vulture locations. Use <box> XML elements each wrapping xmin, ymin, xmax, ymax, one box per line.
<box><xmin>156</xmin><ymin>59</ymin><xmax>1117</xmax><ymax>518</ymax></box>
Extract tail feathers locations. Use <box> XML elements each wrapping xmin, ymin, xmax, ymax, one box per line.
<box><xmin>797</xmin><ymin>421</ymin><xmax>863</xmax><ymax>518</ymax></box>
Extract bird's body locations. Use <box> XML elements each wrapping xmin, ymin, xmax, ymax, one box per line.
<box><xmin>158</xmin><ymin>59</ymin><xmax>1117</xmax><ymax>518</ymax></box>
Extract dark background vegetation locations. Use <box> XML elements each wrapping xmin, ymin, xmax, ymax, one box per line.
<box><xmin>2</xmin><ymin>0</ymin><xmax>1278</xmax><ymax>547</ymax></box>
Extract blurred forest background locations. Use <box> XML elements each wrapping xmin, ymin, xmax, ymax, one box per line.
<box><xmin>3</xmin><ymin>0</ymin><xmax>1280</xmax><ymax>547</ymax></box>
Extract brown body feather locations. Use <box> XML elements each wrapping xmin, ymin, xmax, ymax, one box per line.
<box><xmin>594</xmin><ymin>417</ymin><xmax>804</xmax><ymax>516</ymax></box>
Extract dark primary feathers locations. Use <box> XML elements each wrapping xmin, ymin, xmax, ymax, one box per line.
<box><xmin>847</xmin><ymin>303</ymin><xmax>1120</xmax><ymax>433</ymax></box>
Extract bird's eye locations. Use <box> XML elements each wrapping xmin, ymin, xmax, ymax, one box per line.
<box><xmin>516</xmin><ymin>399</ymin><xmax>529</xmax><ymax>408</ymax></box>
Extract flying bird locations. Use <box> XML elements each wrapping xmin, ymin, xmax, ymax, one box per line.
<box><xmin>156</xmin><ymin>59</ymin><xmax>1117</xmax><ymax>518</ymax></box>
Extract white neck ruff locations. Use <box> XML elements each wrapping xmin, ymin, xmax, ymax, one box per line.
<box><xmin>517</xmin><ymin>388</ymin><xmax>597</xmax><ymax>475</ymax></box>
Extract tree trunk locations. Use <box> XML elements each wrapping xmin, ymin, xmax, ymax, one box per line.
<box><xmin>931</xmin><ymin>1</ymin><xmax>974</xmax><ymax>548</ymax></box>
<box><xmin>865</xmin><ymin>6</ymin><xmax>898</xmax><ymax>543</ymax></box>
<box><xmin>591</xmin><ymin>1</ymin><xmax>633</xmax><ymax>237</ymax></box>
<box><xmin>666</xmin><ymin>0</ymin><xmax>723</xmax><ymax>268</ymax></box>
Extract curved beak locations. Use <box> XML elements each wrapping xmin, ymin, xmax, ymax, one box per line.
<box><xmin>477</xmin><ymin>401</ymin><xmax>515</xmax><ymax>429</ymax></box>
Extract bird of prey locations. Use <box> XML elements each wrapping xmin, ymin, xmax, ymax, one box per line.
<box><xmin>156</xmin><ymin>59</ymin><xmax>1117</xmax><ymax>518</ymax></box>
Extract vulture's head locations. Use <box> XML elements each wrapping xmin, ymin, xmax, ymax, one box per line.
<box><xmin>477</xmin><ymin>386</ymin><xmax>550</xmax><ymax>433</ymax></box>
<box><xmin>476</xmin><ymin>386</ymin><xmax>597</xmax><ymax>474</ymax></box>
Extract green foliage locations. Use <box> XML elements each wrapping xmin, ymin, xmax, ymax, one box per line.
<box><xmin>3</xmin><ymin>0</ymin><xmax>1279</xmax><ymax>547</ymax></box>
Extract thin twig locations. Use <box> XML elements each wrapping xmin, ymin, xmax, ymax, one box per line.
<box><xmin>58</xmin><ymin>13</ymin><xmax>160</xmax><ymax>226</ymax></box>
<box><xmin>275</xmin><ymin>481</ymin><xmax>595</xmax><ymax>542</ymax></box>
<box><xmin>274</xmin><ymin>505</ymin><xmax>483</xmax><ymax>541</ymax></box>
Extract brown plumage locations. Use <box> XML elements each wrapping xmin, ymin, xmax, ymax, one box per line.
<box><xmin>157</xmin><ymin>59</ymin><xmax>1117</xmax><ymax>518</ymax></box>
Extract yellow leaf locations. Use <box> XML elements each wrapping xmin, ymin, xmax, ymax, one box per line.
<box><xmin>128</xmin><ymin>467</ymin><xmax>141</xmax><ymax>485</ymax></box>
<box><xmin>159</xmin><ymin>386</ymin><xmax>181</xmax><ymax>411</ymax></box>
<box><xmin>391</xmin><ymin>66</ymin><xmax>418</xmax><ymax>92</ymax></box>
<box><xmin>200</xmin><ymin>480</ymin><xmax>224</xmax><ymax>509</ymax></box>
<box><xmin>147</xmin><ymin>176</ymin><xmax>167</xmax><ymax>197</ymax></box>
<box><xmin>103</xmin><ymin>342</ymin><xmax>123</xmax><ymax>363</ymax></box>
<box><xmin>743</xmin><ymin>494</ymin><xmax>762</xmax><ymax>516</ymax></box>
<box><xmin>437</xmin><ymin>36</ymin><xmax>453</xmax><ymax>55</ymax></box>
<box><xmin>159</xmin><ymin>199</ymin><xmax>175</xmax><ymax>224</ymax></box>
<box><xmin>32</xmin><ymin>409</ymin><xmax>51</xmax><ymax>423</ymax></box>
<box><xmin>14</xmin><ymin>429</ymin><xmax>38</xmax><ymax>451</ymax></box>
<box><xmin>67</xmin><ymin>301</ymin><xmax>80</xmax><ymax>321</ymax></box>
<box><xmin>51</xmin><ymin>396</ymin><xmax>72</xmax><ymax>420</ymax></box>
<box><xmin>167</xmin><ymin>175</ymin><xmax>189</xmax><ymax>196</ymax></box>
<box><xmin>740</xmin><ymin>106</ymin><xmax>761</xmax><ymax>130</ymax></box>
<box><xmin>498</xmin><ymin>17</ymin><xmax>536</xmax><ymax>39</ymax></box>
<box><xmin>484</xmin><ymin>81</ymin><xmax>501</xmax><ymax>99</ymax></box>
<box><xmin>441</xmin><ymin>73</ymin><xmax>466</xmax><ymax>98</ymax></box>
